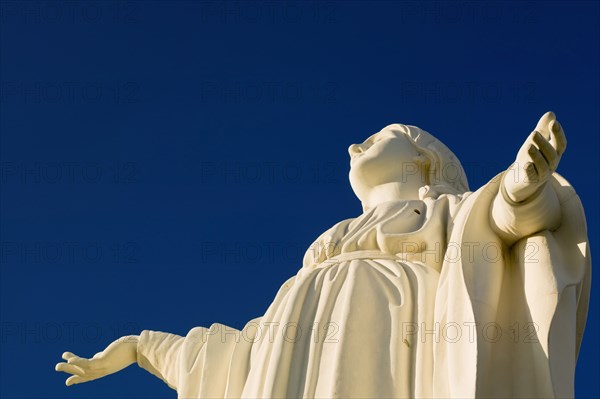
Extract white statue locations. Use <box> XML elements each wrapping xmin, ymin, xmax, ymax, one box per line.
<box><xmin>56</xmin><ymin>112</ymin><xmax>590</xmax><ymax>398</ymax></box>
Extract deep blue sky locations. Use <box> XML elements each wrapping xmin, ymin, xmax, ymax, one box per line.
<box><xmin>1</xmin><ymin>1</ymin><xmax>598</xmax><ymax>398</ymax></box>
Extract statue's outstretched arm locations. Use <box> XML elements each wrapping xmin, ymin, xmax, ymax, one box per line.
<box><xmin>490</xmin><ymin>111</ymin><xmax>566</xmax><ymax>244</ymax></box>
<box><xmin>56</xmin><ymin>331</ymin><xmax>188</xmax><ymax>389</ymax></box>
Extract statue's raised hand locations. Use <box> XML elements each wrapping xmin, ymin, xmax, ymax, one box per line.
<box><xmin>503</xmin><ymin>111</ymin><xmax>567</xmax><ymax>202</ymax></box>
<box><xmin>55</xmin><ymin>335</ymin><xmax>139</xmax><ymax>386</ymax></box>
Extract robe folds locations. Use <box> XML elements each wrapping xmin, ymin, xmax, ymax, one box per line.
<box><xmin>136</xmin><ymin>173</ymin><xmax>590</xmax><ymax>398</ymax></box>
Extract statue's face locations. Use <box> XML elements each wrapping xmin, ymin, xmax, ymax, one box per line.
<box><xmin>348</xmin><ymin>127</ymin><xmax>425</xmax><ymax>203</ymax></box>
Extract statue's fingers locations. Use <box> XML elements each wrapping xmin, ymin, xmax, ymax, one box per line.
<box><xmin>528</xmin><ymin>145</ymin><xmax>549</xmax><ymax>180</ymax></box>
<box><xmin>534</xmin><ymin>111</ymin><xmax>556</xmax><ymax>140</ymax></box>
<box><xmin>66</xmin><ymin>375</ymin><xmax>90</xmax><ymax>386</ymax></box>
<box><xmin>62</xmin><ymin>352</ymin><xmax>76</xmax><ymax>361</ymax></box>
<box><xmin>524</xmin><ymin>162</ymin><xmax>538</xmax><ymax>182</ymax></box>
<box><xmin>55</xmin><ymin>362</ymin><xmax>86</xmax><ymax>376</ymax></box>
<box><xmin>532</xmin><ymin>131</ymin><xmax>558</xmax><ymax>170</ymax></box>
<box><xmin>67</xmin><ymin>356</ymin><xmax>90</xmax><ymax>368</ymax></box>
<box><xmin>549</xmin><ymin>119</ymin><xmax>567</xmax><ymax>156</ymax></box>
<box><xmin>519</xmin><ymin>130</ymin><xmax>538</xmax><ymax>156</ymax></box>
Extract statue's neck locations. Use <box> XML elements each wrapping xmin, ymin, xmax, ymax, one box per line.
<box><xmin>363</xmin><ymin>182</ymin><xmax>420</xmax><ymax>211</ymax></box>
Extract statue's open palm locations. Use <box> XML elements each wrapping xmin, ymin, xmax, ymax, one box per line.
<box><xmin>504</xmin><ymin>111</ymin><xmax>567</xmax><ymax>202</ymax></box>
<box><xmin>55</xmin><ymin>336</ymin><xmax>138</xmax><ymax>386</ymax></box>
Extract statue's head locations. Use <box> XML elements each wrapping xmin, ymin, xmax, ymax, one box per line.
<box><xmin>348</xmin><ymin>124</ymin><xmax>469</xmax><ymax>209</ymax></box>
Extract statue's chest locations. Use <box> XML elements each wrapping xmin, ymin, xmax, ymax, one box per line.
<box><xmin>308</xmin><ymin>199</ymin><xmax>448</xmax><ymax>272</ymax></box>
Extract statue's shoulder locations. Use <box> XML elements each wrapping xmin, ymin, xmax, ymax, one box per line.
<box><xmin>315</xmin><ymin>217</ymin><xmax>356</xmax><ymax>243</ymax></box>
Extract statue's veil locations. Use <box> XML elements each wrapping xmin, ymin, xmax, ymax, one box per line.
<box><xmin>387</xmin><ymin>124</ymin><xmax>470</xmax><ymax>198</ymax></box>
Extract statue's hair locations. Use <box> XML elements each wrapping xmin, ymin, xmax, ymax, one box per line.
<box><xmin>384</xmin><ymin>124</ymin><xmax>470</xmax><ymax>198</ymax></box>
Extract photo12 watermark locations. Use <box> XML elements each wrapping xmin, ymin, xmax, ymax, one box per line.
<box><xmin>399</xmin><ymin>81</ymin><xmax>539</xmax><ymax>105</ymax></box>
<box><xmin>196</xmin><ymin>1</ymin><xmax>337</xmax><ymax>25</ymax></box>
<box><xmin>198</xmin><ymin>81</ymin><xmax>339</xmax><ymax>105</ymax></box>
<box><xmin>1</xmin><ymin>321</ymin><xmax>140</xmax><ymax>345</ymax></box>
<box><xmin>0</xmin><ymin>81</ymin><xmax>140</xmax><ymax>104</ymax></box>
<box><xmin>0</xmin><ymin>161</ymin><xmax>139</xmax><ymax>185</ymax></box>
<box><xmin>0</xmin><ymin>240</ymin><xmax>140</xmax><ymax>266</ymax></box>
<box><xmin>199</xmin><ymin>160</ymin><xmax>341</xmax><ymax>185</ymax></box>
<box><xmin>0</xmin><ymin>1</ymin><xmax>139</xmax><ymax>25</ymax></box>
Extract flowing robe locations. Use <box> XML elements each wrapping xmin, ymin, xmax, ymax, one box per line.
<box><xmin>136</xmin><ymin>173</ymin><xmax>590</xmax><ymax>398</ymax></box>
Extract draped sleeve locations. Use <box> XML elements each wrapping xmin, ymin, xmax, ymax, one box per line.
<box><xmin>137</xmin><ymin>330</ymin><xmax>184</xmax><ymax>389</ymax></box>
<box><xmin>136</xmin><ymin>320</ymin><xmax>260</xmax><ymax>398</ymax></box>
<box><xmin>433</xmin><ymin>172</ymin><xmax>591</xmax><ymax>398</ymax></box>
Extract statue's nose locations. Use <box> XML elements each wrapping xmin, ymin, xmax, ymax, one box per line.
<box><xmin>348</xmin><ymin>144</ymin><xmax>364</xmax><ymax>158</ymax></box>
